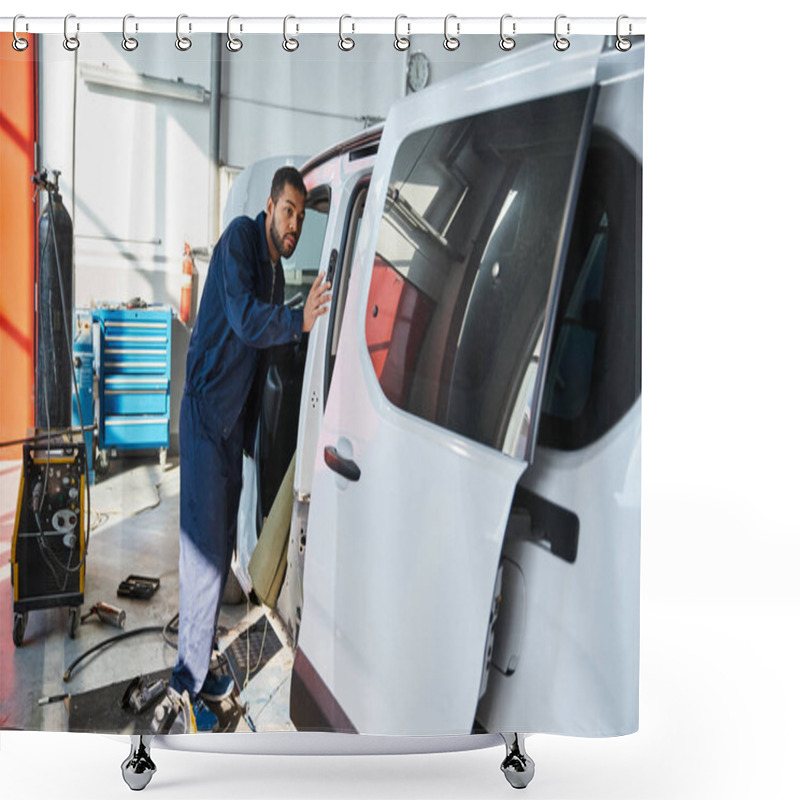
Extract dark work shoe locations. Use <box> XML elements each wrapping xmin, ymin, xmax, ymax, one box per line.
<box><xmin>200</xmin><ymin>671</ymin><xmax>234</xmax><ymax>703</ymax></box>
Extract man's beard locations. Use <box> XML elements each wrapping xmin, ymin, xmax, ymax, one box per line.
<box><xmin>270</xmin><ymin>218</ymin><xmax>296</xmax><ymax>258</ymax></box>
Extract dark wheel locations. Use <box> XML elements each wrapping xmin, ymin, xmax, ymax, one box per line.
<box><xmin>96</xmin><ymin>447</ymin><xmax>110</xmax><ymax>476</ymax></box>
<box><xmin>12</xmin><ymin>612</ymin><xmax>27</xmax><ymax>647</ymax></box>
<box><xmin>68</xmin><ymin>606</ymin><xmax>80</xmax><ymax>639</ymax></box>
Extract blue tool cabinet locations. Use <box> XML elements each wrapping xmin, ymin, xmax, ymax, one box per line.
<box><xmin>94</xmin><ymin>306</ymin><xmax>172</xmax><ymax>465</ymax></box>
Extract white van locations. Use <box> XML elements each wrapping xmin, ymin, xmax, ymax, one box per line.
<box><xmin>238</xmin><ymin>35</ymin><xmax>643</xmax><ymax>739</ymax></box>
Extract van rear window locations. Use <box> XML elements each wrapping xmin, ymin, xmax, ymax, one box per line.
<box><xmin>538</xmin><ymin>129</ymin><xmax>642</xmax><ymax>451</ymax></box>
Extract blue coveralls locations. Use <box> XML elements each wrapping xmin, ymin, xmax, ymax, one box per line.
<box><xmin>170</xmin><ymin>211</ymin><xmax>304</xmax><ymax>699</ymax></box>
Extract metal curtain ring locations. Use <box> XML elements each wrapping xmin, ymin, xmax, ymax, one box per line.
<box><xmin>122</xmin><ymin>14</ymin><xmax>138</xmax><ymax>51</ymax></box>
<box><xmin>500</xmin><ymin>14</ymin><xmax>516</xmax><ymax>51</ymax></box>
<box><xmin>227</xmin><ymin>15</ymin><xmax>243</xmax><ymax>52</ymax></box>
<box><xmin>12</xmin><ymin>15</ymin><xmax>29</xmax><ymax>52</ymax></box>
<box><xmin>283</xmin><ymin>15</ymin><xmax>299</xmax><ymax>52</ymax></box>
<box><xmin>616</xmin><ymin>14</ymin><xmax>632</xmax><ymax>51</ymax></box>
<box><xmin>443</xmin><ymin>14</ymin><xmax>460</xmax><ymax>51</ymax></box>
<box><xmin>175</xmin><ymin>14</ymin><xmax>192</xmax><ymax>51</ymax></box>
<box><xmin>553</xmin><ymin>14</ymin><xmax>570</xmax><ymax>51</ymax></box>
<box><xmin>394</xmin><ymin>14</ymin><xmax>410</xmax><ymax>51</ymax></box>
<box><xmin>339</xmin><ymin>15</ymin><xmax>355</xmax><ymax>51</ymax></box>
<box><xmin>63</xmin><ymin>14</ymin><xmax>80</xmax><ymax>51</ymax></box>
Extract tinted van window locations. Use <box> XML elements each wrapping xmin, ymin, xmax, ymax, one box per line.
<box><xmin>538</xmin><ymin>128</ymin><xmax>642</xmax><ymax>450</ymax></box>
<box><xmin>365</xmin><ymin>90</ymin><xmax>590</xmax><ymax>451</ymax></box>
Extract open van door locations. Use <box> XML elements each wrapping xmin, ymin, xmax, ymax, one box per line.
<box><xmin>274</xmin><ymin>131</ymin><xmax>380</xmax><ymax>641</ymax></box>
<box><xmin>292</xmin><ymin>38</ymin><xmax>604</xmax><ymax>735</ymax></box>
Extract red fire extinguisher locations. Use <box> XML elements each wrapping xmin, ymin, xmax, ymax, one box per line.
<box><xmin>180</xmin><ymin>242</ymin><xmax>194</xmax><ymax>325</ymax></box>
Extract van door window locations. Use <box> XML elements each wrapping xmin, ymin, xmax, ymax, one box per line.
<box><xmin>325</xmin><ymin>182</ymin><xmax>369</xmax><ymax>401</ymax></box>
<box><xmin>285</xmin><ymin>185</ymin><xmax>331</xmax><ymax>303</ymax></box>
<box><xmin>364</xmin><ymin>89</ymin><xmax>590</xmax><ymax>452</ymax></box>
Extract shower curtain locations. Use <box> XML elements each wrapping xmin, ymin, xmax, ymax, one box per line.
<box><xmin>0</xmin><ymin>23</ymin><xmax>643</xmax><ymax>739</ymax></box>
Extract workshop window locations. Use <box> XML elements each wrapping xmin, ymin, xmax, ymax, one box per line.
<box><xmin>364</xmin><ymin>89</ymin><xmax>590</xmax><ymax>452</ymax></box>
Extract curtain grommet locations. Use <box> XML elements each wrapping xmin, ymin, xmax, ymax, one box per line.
<box><xmin>175</xmin><ymin>14</ymin><xmax>192</xmax><ymax>51</ymax></box>
<box><xmin>283</xmin><ymin>15</ymin><xmax>299</xmax><ymax>52</ymax></box>
<box><xmin>122</xmin><ymin>14</ymin><xmax>139</xmax><ymax>52</ymax></box>
<box><xmin>444</xmin><ymin>14</ymin><xmax>460</xmax><ymax>51</ymax></box>
<box><xmin>500</xmin><ymin>14</ymin><xmax>516</xmax><ymax>51</ymax></box>
<box><xmin>394</xmin><ymin>15</ymin><xmax>410</xmax><ymax>51</ymax></box>
<box><xmin>554</xmin><ymin>14</ymin><xmax>570</xmax><ymax>51</ymax></box>
<box><xmin>226</xmin><ymin>15</ymin><xmax>243</xmax><ymax>52</ymax></box>
<box><xmin>12</xmin><ymin>15</ymin><xmax>30</xmax><ymax>52</ymax></box>
<box><xmin>64</xmin><ymin>14</ymin><xmax>80</xmax><ymax>52</ymax></box>
<box><xmin>339</xmin><ymin>15</ymin><xmax>355</xmax><ymax>51</ymax></box>
<box><xmin>616</xmin><ymin>15</ymin><xmax>632</xmax><ymax>51</ymax></box>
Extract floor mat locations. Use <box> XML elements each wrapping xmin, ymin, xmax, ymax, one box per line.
<box><xmin>222</xmin><ymin>615</ymin><xmax>283</xmax><ymax>691</ymax></box>
<box><xmin>67</xmin><ymin>667</ymin><xmax>241</xmax><ymax>734</ymax></box>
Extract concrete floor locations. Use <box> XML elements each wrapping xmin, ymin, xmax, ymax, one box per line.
<box><xmin>0</xmin><ymin>453</ymin><xmax>294</xmax><ymax>733</ymax></box>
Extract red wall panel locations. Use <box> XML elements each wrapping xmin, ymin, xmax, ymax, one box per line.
<box><xmin>0</xmin><ymin>35</ymin><xmax>37</xmax><ymax>457</ymax></box>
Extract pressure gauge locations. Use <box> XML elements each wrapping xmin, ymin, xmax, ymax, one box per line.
<box><xmin>407</xmin><ymin>51</ymin><xmax>430</xmax><ymax>92</ymax></box>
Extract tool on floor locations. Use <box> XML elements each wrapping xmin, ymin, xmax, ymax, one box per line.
<box><xmin>81</xmin><ymin>601</ymin><xmax>126</xmax><ymax>629</ymax></box>
<box><xmin>121</xmin><ymin>676</ymin><xmax>168</xmax><ymax>714</ymax></box>
<box><xmin>38</xmin><ymin>693</ymin><xmax>70</xmax><ymax>705</ymax></box>
<box><xmin>117</xmin><ymin>575</ymin><xmax>160</xmax><ymax>600</ymax></box>
<box><xmin>149</xmin><ymin>687</ymin><xmax>196</xmax><ymax>735</ymax></box>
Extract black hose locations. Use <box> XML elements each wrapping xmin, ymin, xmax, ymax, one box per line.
<box><xmin>46</xmin><ymin>186</ymin><xmax>92</xmax><ymax>574</ymax></box>
<box><xmin>0</xmin><ymin>425</ymin><xmax>96</xmax><ymax>450</ymax></box>
<box><xmin>62</xmin><ymin>613</ymin><xmax>182</xmax><ymax>683</ymax></box>
<box><xmin>63</xmin><ymin>626</ymin><xmax>165</xmax><ymax>683</ymax></box>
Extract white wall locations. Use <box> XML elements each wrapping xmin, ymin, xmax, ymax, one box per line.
<box><xmin>221</xmin><ymin>34</ymin><xmax>403</xmax><ymax>169</ymax></box>
<box><xmin>40</xmin><ymin>34</ymin><xmax>214</xmax><ymax>311</ymax></box>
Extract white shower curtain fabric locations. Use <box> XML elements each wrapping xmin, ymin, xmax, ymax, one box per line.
<box><xmin>0</xmin><ymin>29</ymin><xmax>643</xmax><ymax>738</ymax></box>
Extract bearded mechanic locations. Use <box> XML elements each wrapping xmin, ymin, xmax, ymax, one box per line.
<box><xmin>165</xmin><ymin>166</ymin><xmax>330</xmax><ymax>733</ymax></box>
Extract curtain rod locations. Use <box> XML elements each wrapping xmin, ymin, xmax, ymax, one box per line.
<box><xmin>1</xmin><ymin>16</ymin><xmax>646</xmax><ymax>37</ymax></box>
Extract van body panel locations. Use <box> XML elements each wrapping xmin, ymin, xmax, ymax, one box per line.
<box><xmin>477</xmin><ymin>400</ymin><xmax>641</xmax><ymax>735</ymax></box>
<box><xmin>595</xmin><ymin>44</ymin><xmax>644</xmax><ymax>162</ymax></box>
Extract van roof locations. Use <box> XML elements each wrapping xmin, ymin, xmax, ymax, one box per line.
<box><xmin>301</xmin><ymin>124</ymin><xmax>384</xmax><ymax>175</ymax></box>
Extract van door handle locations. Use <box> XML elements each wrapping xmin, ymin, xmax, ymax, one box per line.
<box><xmin>324</xmin><ymin>446</ymin><xmax>361</xmax><ymax>482</ymax></box>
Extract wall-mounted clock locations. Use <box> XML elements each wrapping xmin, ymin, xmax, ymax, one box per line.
<box><xmin>407</xmin><ymin>51</ymin><xmax>430</xmax><ymax>92</ymax></box>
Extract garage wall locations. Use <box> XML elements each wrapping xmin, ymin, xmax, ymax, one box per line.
<box><xmin>39</xmin><ymin>34</ymin><xmax>213</xmax><ymax>312</ymax></box>
<box><xmin>221</xmin><ymin>35</ymin><xmax>403</xmax><ymax>170</ymax></box>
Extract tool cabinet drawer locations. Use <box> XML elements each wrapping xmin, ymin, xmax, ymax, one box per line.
<box><xmin>102</xmin><ymin>416</ymin><xmax>169</xmax><ymax>449</ymax></box>
<box><xmin>103</xmin><ymin>377</ymin><xmax>169</xmax><ymax>415</ymax></box>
